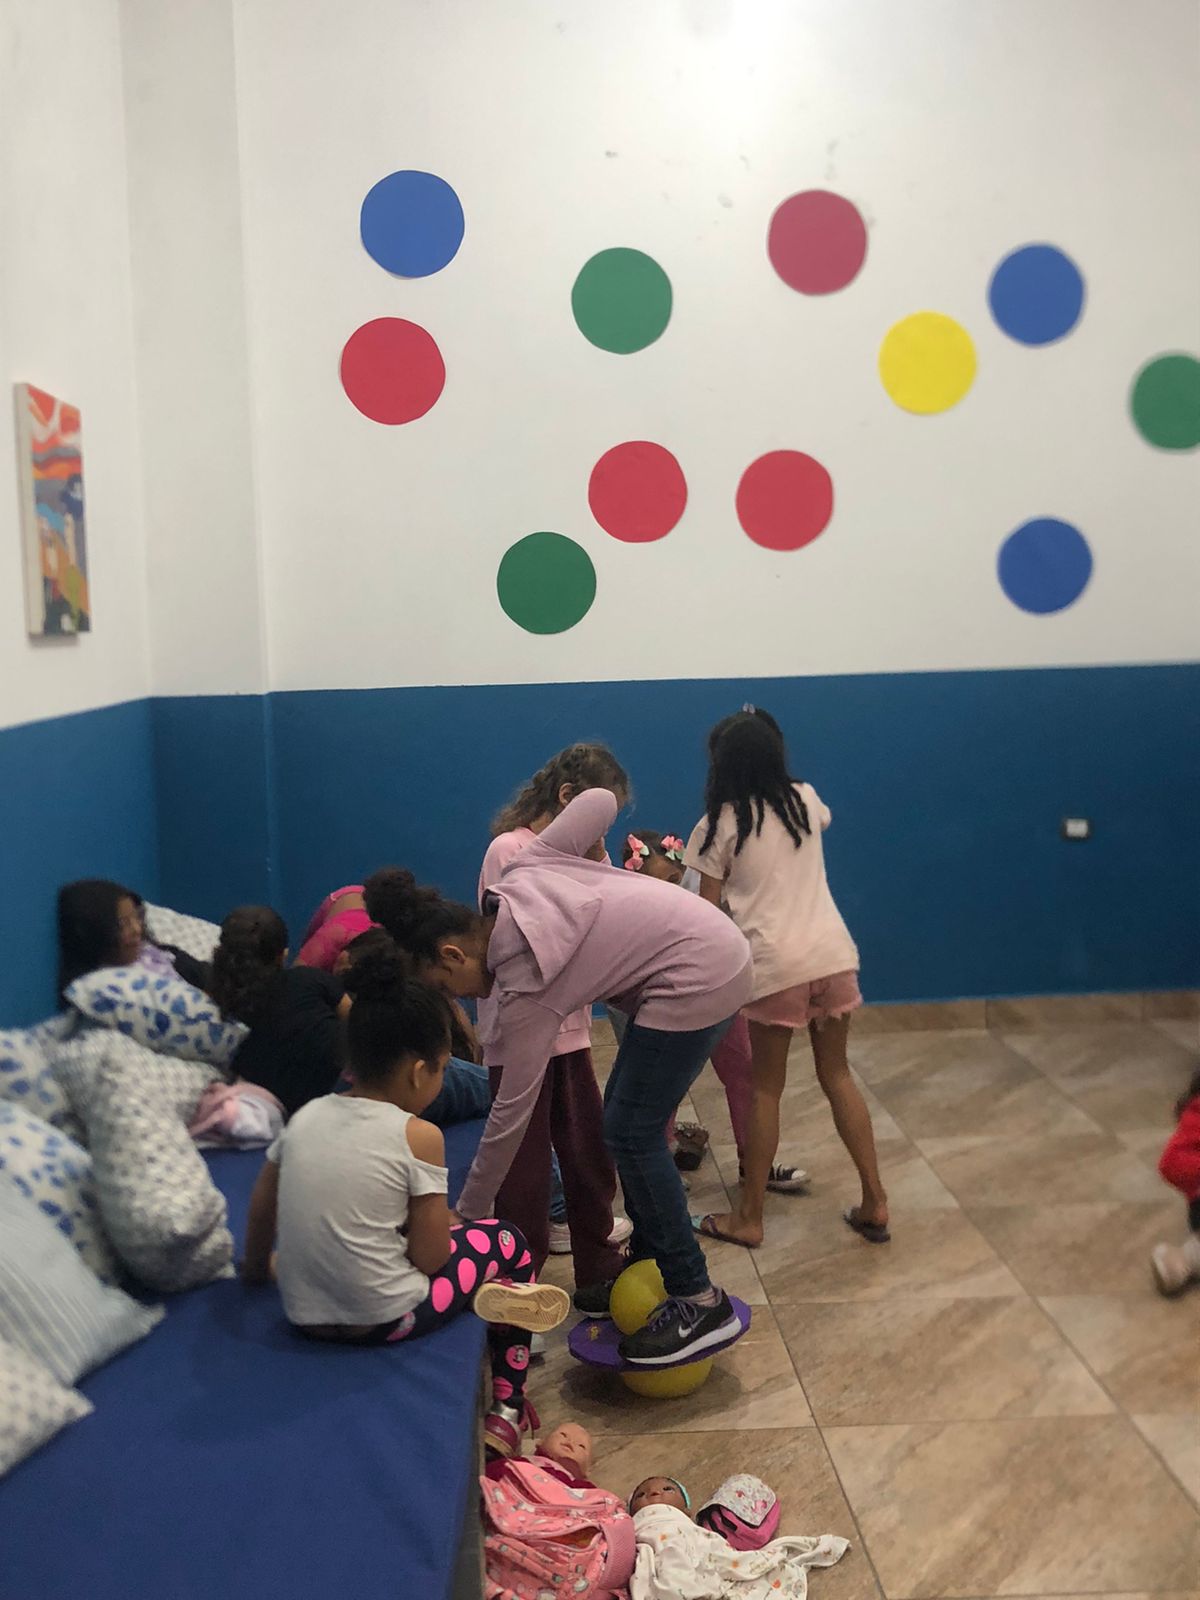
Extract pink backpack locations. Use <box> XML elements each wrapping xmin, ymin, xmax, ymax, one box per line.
<box><xmin>482</xmin><ymin>1457</ymin><xmax>635</xmax><ymax>1600</ymax></box>
<box><xmin>696</xmin><ymin>1473</ymin><xmax>782</xmax><ymax>1551</ymax></box>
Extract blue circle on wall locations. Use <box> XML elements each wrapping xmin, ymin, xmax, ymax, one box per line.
<box><xmin>998</xmin><ymin>518</ymin><xmax>1092</xmax><ymax>614</ymax></box>
<box><xmin>988</xmin><ymin>245</ymin><xmax>1084</xmax><ymax>345</ymax></box>
<box><xmin>360</xmin><ymin>170</ymin><xmax>464</xmax><ymax>277</ymax></box>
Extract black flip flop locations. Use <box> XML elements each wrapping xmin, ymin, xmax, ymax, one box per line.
<box><xmin>691</xmin><ymin>1213</ymin><xmax>760</xmax><ymax>1250</ymax></box>
<box><xmin>843</xmin><ymin>1207</ymin><xmax>891</xmax><ymax>1244</ymax></box>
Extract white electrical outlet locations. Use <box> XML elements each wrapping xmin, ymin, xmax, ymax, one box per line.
<box><xmin>1062</xmin><ymin>818</ymin><xmax>1091</xmax><ymax>841</ymax></box>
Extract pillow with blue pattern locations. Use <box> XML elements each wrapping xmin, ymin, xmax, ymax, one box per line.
<box><xmin>0</xmin><ymin>1015</ymin><xmax>82</xmax><ymax>1137</ymax></box>
<box><xmin>64</xmin><ymin>967</ymin><xmax>245</xmax><ymax>1068</ymax></box>
<box><xmin>0</xmin><ymin>1102</ymin><xmax>117</xmax><ymax>1284</ymax></box>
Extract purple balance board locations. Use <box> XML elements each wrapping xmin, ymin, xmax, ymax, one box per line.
<box><xmin>568</xmin><ymin>1298</ymin><xmax>752</xmax><ymax>1371</ymax></box>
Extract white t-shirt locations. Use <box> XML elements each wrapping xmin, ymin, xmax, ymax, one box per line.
<box><xmin>269</xmin><ymin>1096</ymin><xmax>448</xmax><ymax>1327</ymax></box>
<box><xmin>684</xmin><ymin>783</ymin><xmax>858</xmax><ymax>1000</ymax></box>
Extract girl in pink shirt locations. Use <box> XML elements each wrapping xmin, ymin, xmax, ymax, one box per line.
<box><xmin>685</xmin><ymin>709</ymin><xmax>888</xmax><ymax>1251</ymax></box>
<box><xmin>374</xmin><ymin>788</ymin><xmax>753</xmax><ymax>1368</ymax></box>
<box><xmin>294</xmin><ymin>884</ymin><xmax>374</xmax><ymax>972</ymax></box>
<box><xmin>475</xmin><ymin>744</ymin><xmax>630</xmax><ymax>1287</ymax></box>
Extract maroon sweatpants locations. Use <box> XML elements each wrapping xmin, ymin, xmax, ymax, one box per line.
<box><xmin>488</xmin><ymin>1047</ymin><xmax>625</xmax><ymax>1287</ymax></box>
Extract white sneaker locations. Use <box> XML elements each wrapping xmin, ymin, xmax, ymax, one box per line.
<box><xmin>548</xmin><ymin>1215</ymin><xmax>633</xmax><ymax>1255</ymax></box>
<box><xmin>530</xmin><ymin>1333</ymin><xmax>547</xmax><ymax>1359</ymax></box>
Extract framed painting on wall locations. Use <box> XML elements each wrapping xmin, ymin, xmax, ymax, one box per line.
<box><xmin>15</xmin><ymin>382</ymin><xmax>91</xmax><ymax>636</ymax></box>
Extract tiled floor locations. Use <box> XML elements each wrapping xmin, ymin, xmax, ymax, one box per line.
<box><xmin>534</xmin><ymin>1012</ymin><xmax>1200</xmax><ymax>1599</ymax></box>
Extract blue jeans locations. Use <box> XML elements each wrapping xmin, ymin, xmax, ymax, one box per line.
<box><xmin>602</xmin><ymin>1016</ymin><xmax>733</xmax><ymax>1297</ymax></box>
<box><xmin>423</xmin><ymin>1057</ymin><xmax>492</xmax><ymax>1127</ymax></box>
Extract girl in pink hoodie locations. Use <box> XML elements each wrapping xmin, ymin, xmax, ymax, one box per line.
<box><xmin>373</xmin><ymin>788</ymin><xmax>752</xmax><ymax>1370</ymax></box>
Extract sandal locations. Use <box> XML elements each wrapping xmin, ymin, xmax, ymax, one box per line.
<box><xmin>843</xmin><ymin>1206</ymin><xmax>891</xmax><ymax>1245</ymax></box>
<box><xmin>691</xmin><ymin>1212</ymin><xmax>761</xmax><ymax>1250</ymax></box>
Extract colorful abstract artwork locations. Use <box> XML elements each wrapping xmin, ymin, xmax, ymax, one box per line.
<box><xmin>15</xmin><ymin>383</ymin><xmax>91</xmax><ymax>637</ymax></box>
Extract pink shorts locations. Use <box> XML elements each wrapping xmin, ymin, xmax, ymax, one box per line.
<box><xmin>741</xmin><ymin>970</ymin><xmax>862</xmax><ymax>1030</ymax></box>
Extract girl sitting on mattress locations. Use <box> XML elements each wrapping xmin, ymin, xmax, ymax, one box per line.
<box><xmin>57</xmin><ymin>878</ymin><xmax>211</xmax><ymax>996</ymax></box>
<box><xmin>241</xmin><ymin>941</ymin><xmax>568</xmax><ymax>1459</ymax></box>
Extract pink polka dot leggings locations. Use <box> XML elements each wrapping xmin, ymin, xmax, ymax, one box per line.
<box><xmin>376</xmin><ymin>1220</ymin><xmax>536</xmax><ymax>1403</ymax></box>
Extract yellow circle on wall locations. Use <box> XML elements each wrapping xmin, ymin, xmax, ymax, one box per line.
<box><xmin>879</xmin><ymin>311</ymin><xmax>977</xmax><ymax>414</ymax></box>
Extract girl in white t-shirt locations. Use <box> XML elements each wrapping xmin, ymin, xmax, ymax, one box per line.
<box><xmin>685</xmin><ymin>709</ymin><xmax>888</xmax><ymax>1250</ymax></box>
<box><xmin>240</xmin><ymin>943</ymin><xmax>569</xmax><ymax>1459</ymax></box>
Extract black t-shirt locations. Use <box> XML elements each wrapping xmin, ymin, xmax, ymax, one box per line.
<box><xmin>232</xmin><ymin>967</ymin><xmax>346</xmax><ymax>1117</ymax></box>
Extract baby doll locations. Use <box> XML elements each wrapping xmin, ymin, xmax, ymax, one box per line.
<box><xmin>630</xmin><ymin>1476</ymin><xmax>692</xmax><ymax>1515</ymax></box>
<box><xmin>536</xmin><ymin>1422</ymin><xmax>596</xmax><ymax>1485</ymax></box>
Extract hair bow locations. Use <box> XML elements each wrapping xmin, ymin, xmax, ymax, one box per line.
<box><xmin>624</xmin><ymin>835</ymin><xmax>650</xmax><ymax>871</ymax></box>
<box><xmin>660</xmin><ymin>835</ymin><xmax>685</xmax><ymax>863</ymax></box>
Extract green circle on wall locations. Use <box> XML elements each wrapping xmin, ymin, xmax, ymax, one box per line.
<box><xmin>497</xmin><ymin>532</ymin><xmax>596</xmax><ymax>634</ymax></box>
<box><xmin>1130</xmin><ymin>353</ymin><xmax>1200</xmax><ymax>450</ymax></box>
<box><xmin>571</xmin><ymin>248</ymin><xmax>672</xmax><ymax>353</ymax></box>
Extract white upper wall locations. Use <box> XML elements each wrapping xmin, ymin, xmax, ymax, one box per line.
<box><xmin>230</xmin><ymin>0</ymin><xmax>1200</xmax><ymax>692</ymax></box>
<box><xmin>0</xmin><ymin>0</ymin><xmax>150</xmax><ymax>729</ymax></box>
<box><xmin>121</xmin><ymin>0</ymin><xmax>266</xmax><ymax>698</ymax></box>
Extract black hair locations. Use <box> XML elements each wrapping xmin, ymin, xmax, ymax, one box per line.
<box><xmin>57</xmin><ymin>879</ymin><xmax>143</xmax><ymax>997</ymax></box>
<box><xmin>341</xmin><ymin>926</ymin><xmax>397</xmax><ymax>965</ymax></box>
<box><xmin>363</xmin><ymin>868</ymin><xmax>482</xmax><ymax>965</ymax></box>
<box><xmin>210</xmin><ymin>906</ymin><xmax>288</xmax><ymax>1024</ymax></box>
<box><xmin>699</xmin><ymin>708</ymin><xmax>811</xmax><ymax>857</ymax></box>
<box><xmin>491</xmin><ymin>743</ymin><xmax>630</xmax><ymax>836</ymax></box>
<box><xmin>342</xmin><ymin>941</ymin><xmax>453</xmax><ymax>1085</ymax></box>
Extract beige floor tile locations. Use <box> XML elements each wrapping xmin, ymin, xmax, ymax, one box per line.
<box><xmin>751</xmin><ymin>1206</ymin><xmax>1022</xmax><ymax>1303</ymax></box>
<box><xmin>969</xmin><ymin>1202</ymin><xmax>1182</xmax><ymax>1295</ymax></box>
<box><xmin>1145</xmin><ymin>991</ymin><xmax>1200</xmax><ymax>1020</ymax></box>
<box><xmin>1156</xmin><ymin>1018</ymin><xmax>1200</xmax><ymax>1053</ymax></box>
<box><xmin>1118</xmin><ymin>1125</ymin><xmax>1177</xmax><ymax>1167</ymax></box>
<box><xmin>1000</xmin><ymin>1024</ymin><xmax>1195</xmax><ymax>1131</ymax></box>
<box><xmin>824</xmin><ymin>1415</ymin><xmax>1200</xmax><ymax>1596</ymax></box>
<box><xmin>533</xmin><ymin>1304</ymin><xmax>813</xmax><ymax>1436</ymax></box>
<box><xmin>1133</xmin><ymin>1414</ymin><xmax>1200</xmax><ymax>1506</ymax></box>
<box><xmin>987</xmin><ymin>993</ymin><xmax>1143</xmax><ymax>1028</ymax></box>
<box><xmin>589</xmin><ymin>1428</ymin><xmax>881</xmax><ymax>1600</ymax></box>
<box><xmin>1040</xmin><ymin>1293</ymin><xmax>1200</xmax><ymax>1413</ymax></box>
<box><xmin>778</xmin><ymin>1297</ymin><xmax>1113</xmax><ymax>1425</ymax></box>
<box><xmin>919</xmin><ymin>1130</ymin><xmax>1165</xmax><ymax>1207</ymax></box>
<box><xmin>850</xmin><ymin>1033</ymin><xmax>1101</xmax><ymax>1140</ymax></box>
<box><xmin>853</xmin><ymin>1001</ymin><xmax>987</xmax><ymax>1033</ymax></box>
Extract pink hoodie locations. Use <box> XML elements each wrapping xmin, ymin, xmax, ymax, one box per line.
<box><xmin>456</xmin><ymin>788</ymin><xmax>752</xmax><ymax>1220</ymax></box>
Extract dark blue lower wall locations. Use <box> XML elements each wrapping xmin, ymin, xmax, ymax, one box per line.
<box><xmin>268</xmin><ymin>663</ymin><xmax>1199</xmax><ymax>1002</ymax></box>
<box><xmin>3</xmin><ymin>665</ymin><xmax>1197</xmax><ymax>1025</ymax></box>
<box><xmin>0</xmin><ymin>700</ymin><xmax>160</xmax><ymax>1025</ymax></box>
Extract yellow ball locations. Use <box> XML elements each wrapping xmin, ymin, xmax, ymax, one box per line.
<box><xmin>609</xmin><ymin>1259</ymin><xmax>668</xmax><ymax>1335</ymax></box>
<box><xmin>621</xmin><ymin>1357</ymin><xmax>714</xmax><ymax>1399</ymax></box>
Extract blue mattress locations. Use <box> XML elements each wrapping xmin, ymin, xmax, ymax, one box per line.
<box><xmin>0</xmin><ymin>1120</ymin><xmax>488</xmax><ymax>1600</ymax></box>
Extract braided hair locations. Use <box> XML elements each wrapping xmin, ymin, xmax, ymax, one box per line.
<box><xmin>210</xmin><ymin>906</ymin><xmax>288</xmax><ymax>1024</ymax></box>
<box><xmin>363</xmin><ymin>868</ymin><xmax>481</xmax><ymax>966</ymax></box>
<box><xmin>491</xmin><ymin>743</ymin><xmax>629</xmax><ymax>836</ymax></box>
<box><xmin>699</xmin><ymin>709</ymin><xmax>811</xmax><ymax>857</ymax></box>
<box><xmin>341</xmin><ymin>940</ymin><xmax>452</xmax><ymax>1085</ymax></box>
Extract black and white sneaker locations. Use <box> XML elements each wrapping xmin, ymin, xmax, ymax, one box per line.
<box><xmin>619</xmin><ymin>1292</ymin><xmax>741</xmax><ymax>1366</ymax></box>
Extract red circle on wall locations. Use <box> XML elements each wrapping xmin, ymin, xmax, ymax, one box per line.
<box><xmin>736</xmin><ymin>451</ymin><xmax>833</xmax><ymax>551</ymax></box>
<box><xmin>767</xmin><ymin>190</ymin><xmax>868</xmax><ymax>295</ymax></box>
<box><xmin>339</xmin><ymin>317</ymin><xmax>445</xmax><ymax>424</ymax></box>
<box><xmin>588</xmin><ymin>441</ymin><xmax>687</xmax><ymax>543</ymax></box>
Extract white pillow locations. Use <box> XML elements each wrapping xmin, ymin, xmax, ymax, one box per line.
<box><xmin>64</xmin><ymin>966</ymin><xmax>244</xmax><ymax>1068</ymax></box>
<box><xmin>0</xmin><ymin>1184</ymin><xmax>163</xmax><ymax>1384</ymax></box>
<box><xmin>0</xmin><ymin>1338</ymin><xmax>92</xmax><ymax>1478</ymax></box>
<box><xmin>63</xmin><ymin>1034</ymin><xmax>233</xmax><ymax>1292</ymax></box>
<box><xmin>142</xmin><ymin>902</ymin><xmax>221</xmax><ymax>963</ymax></box>
<box><xmin>0</xmin><ymin>1015</ymin><xmax>82</xmax><ymax>1138</ymax></box>
<box><xmin>0</xmin><ymin>1103</ymin><xmax>118</xmax><ymax>1283</ymax></box>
